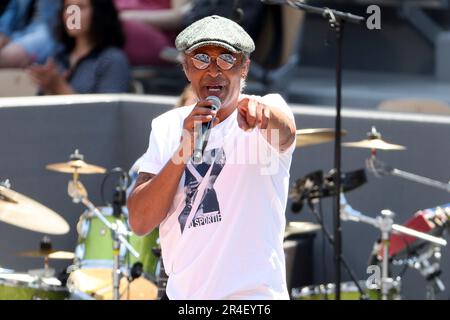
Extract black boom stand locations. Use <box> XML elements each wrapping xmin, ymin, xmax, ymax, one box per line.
<box><xmin>262</xmin><ymin>0</ymin><xmax>365</xmax><ymax>299</ymax></box>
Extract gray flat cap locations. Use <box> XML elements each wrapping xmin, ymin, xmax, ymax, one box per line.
<box><xmin>175</xmin><ymin>15</ymin><xmax>255</xmax><ymax>54</ymax></box>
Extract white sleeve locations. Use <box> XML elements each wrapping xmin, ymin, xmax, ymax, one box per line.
<box><xmin>257</xmin><ymin>93</ymin><xmax>297</xmax><ymax>155</ymax></box>
<box><xmin>139</xmin><ymin>117</ymin><xmax>170</xmax><ymax>175</ymax></box>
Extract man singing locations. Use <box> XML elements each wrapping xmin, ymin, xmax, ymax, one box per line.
<box><xmin>128</xmin><ymin>15</ymin><xmax>296</xmax><ymax>299</ymax></box>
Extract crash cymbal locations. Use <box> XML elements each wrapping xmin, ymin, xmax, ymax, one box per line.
<box><xmin>0</xmin><ymin>186</ymin><xmax>69</xmax><ymax>235</ymax></box>
<box><xmin>342</xmin><ymin>139</ymin><xmax>406</xmax><ymax>150</ymax></box>
<box><xmin>285</xmin><ymin>221</ymin><xmax>321</xmax><ymax>238</ymax></box>
<box><xmin>46</xmin><ymin>149</ymin><xmax>106</xmax><ymax>174</ymax></box>
<box><xmin>296</xmin><ymin>128</ymin><xmax>347</xmax><ymax>148</ymax></box>
<box><xmin>342</xmin><ymin>126</ymin><xmax>406</xmax><ymax>150</ymax></box>
<box><xmin>18</xmin><ymin>250</ymin><xmax>75</xmax><ymax>260</ymax></box>
<box><xmin>46</xmin><ymin>160</ymin><xmax>106</xmax><ymax>174</ymax></box>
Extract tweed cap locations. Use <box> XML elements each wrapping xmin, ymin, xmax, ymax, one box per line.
<box><xmin>175</xmin><ymin>15</ymin><xmax>255</xmax><ymax>54</ymax></box>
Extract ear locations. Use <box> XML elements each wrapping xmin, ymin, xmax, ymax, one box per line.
<box><xmin>241</xmin><ymin>59</ymin><xmax>250</xmax><ymax>79</ymax></box>
<box><xmin>182</xmin><ymin>62</ymin><xmax>191</xmax><ymax>82</ymax></box>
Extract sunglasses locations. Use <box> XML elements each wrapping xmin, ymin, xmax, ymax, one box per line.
<box><xmin>190</xmin><ymin>53</ymin><xmax>237</xmax><ymax>71</ymax></box>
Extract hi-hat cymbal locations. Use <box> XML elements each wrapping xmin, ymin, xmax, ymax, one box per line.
<box><xmin>0</xmin><ymin>186</ymin><xmax>69</xmax><ymax>235</ymax></box>
<box><xmin>296</xmin><ymin>128</ymin><xmax>347</xmax><ymax>148</ymax></box>
<box><xmin>18</xmin><ymin>250</ymin><xmax>75</xmax><ymax>260</ymax></box>
<box><xmin>342</xmin><ymin>126</ymin><xmax>406</xmax><ymax>151</ymax></box>
<box><xmin>46</xmin><ymin>160</ymin><xmax>106</xmax><ymax>174</ymax></box>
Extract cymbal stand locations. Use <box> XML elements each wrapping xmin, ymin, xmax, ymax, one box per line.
<box><xmin>340</xmin><ymin>195</ymin><xmax>447</xmax><ymax>300</ymax></box>
<box><xmin>367</xmin><ymin>155</ymin><xmax>450</xmax><ymax>193</ymax></box>
<box><xmin>67</xmin><ymin>170</ymin><xmax>139</xmax><ymax>300</ymax></box>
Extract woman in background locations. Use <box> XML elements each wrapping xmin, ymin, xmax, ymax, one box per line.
<box><xmin>28</xmin><ymin>0</ymin><xmax>130</xmax><ymax>95</ymax></box>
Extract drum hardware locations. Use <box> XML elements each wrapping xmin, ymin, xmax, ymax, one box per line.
<box><xmin>366</xmin><ymin>155</ymin><xmax>450</xmax><ymax>194</ymax></box>
<box><xmin>289</xmin><ymin>169</ymin><xmax>370</xmax><ymax>299</ymax></box>
<box><xmin>151</xmin><ymin>244</ymin><xmax>168</xmax><ymax>300</ymax></box>
<box><xmin>392</xmin><ymin>245</ymin><xmax>445</xmax><ymax>300</ymax></box>
<box><xmin>0</xmin><ymin>179</ymin><xmax>11</xmax><ymax>189</ymax></box>
<box><xmin>47</xmin><ymin>150</ymin><xmax>139</xmax><ymax>300</ymax></box>
<box><xmin>290</xmin><ymin>168</ymin><xmax>367</xmax><ymax>213</ymax></box>
<box><xmin>295</xmin><ymin>128</ymin><xmax>347</xmax><ymax>148</ymax></box>
<box><xmin>340</xmin><ymin>195</ymin><xmax>447</xmax><ymax>300</ymax></box>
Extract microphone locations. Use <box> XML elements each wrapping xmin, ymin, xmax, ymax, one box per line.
<box><xmin>192</xmin><ymin>96</ymin><xmax>221</xmax><ymax>164</ymax></box>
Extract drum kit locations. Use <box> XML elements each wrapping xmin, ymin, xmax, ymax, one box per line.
<box><xmin>0</xmin><ymin>150</ymin><xmax>163</xmax><ymax>300</ymax></box>
<box><xmin>290</xmin><ymin>126</ymin><xmax>450</xmax><ymax>300</ymax></box>
<box><xmin>1</xmin><ymin>126</ymin><xmax>448</xmax><ymax>300</ymax></box>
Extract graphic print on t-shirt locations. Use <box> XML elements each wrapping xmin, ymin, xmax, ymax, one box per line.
<box><xmin>178</xmin><ymin>148</ymin><xmax>226</xmax><ymax>233</ymax></box>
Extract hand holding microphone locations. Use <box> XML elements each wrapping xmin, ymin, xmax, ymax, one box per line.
<box><xmin>193</xmin><ymin>96</ymin><xmax>221</xmax><ymax>164</ymax></box>
<box><xmin>180</xmin><ymin>96</ymin><xmax>221</xmax><ymax>163</ymax></box>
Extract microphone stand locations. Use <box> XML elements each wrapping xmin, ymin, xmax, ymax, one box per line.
<box><xmin>266</xmin><ymin>0</ymin><xmax>365</xmax><ymax>299</ymax></box>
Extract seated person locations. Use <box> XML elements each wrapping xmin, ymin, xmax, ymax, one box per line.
<box><xmin>115</xmin><ymin>0</ymin><xmax>192</xmax><ymax>66</ymax></box>
<box><xmin>28</xmin><ymin>0</ymin><xmax>130</xmax><ymax>95</ymax></box>
<box><xmin>0</xmin><ymin>0</ymin><xmax>61</xmax><ymax>67</ymax></box>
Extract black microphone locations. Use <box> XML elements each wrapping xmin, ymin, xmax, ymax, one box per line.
<box><xmin>192</xmin><ymin>96</ymin><xmax>221</xmax><ymax>164</ymax></box>
<box><xmin>129</xmin><ymin>262</ymin><xmax>143</xmax><ymax>282</ymax></box>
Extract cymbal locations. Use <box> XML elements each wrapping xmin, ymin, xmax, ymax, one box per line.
<box><xmin>285</xmin><ymin>222</ymin><xmax>321</xmax><ymax>238</ymax></box>
<box><xmin>342</xmin><ymin>139</ymin><xmax>406</xmax><ymax>150</ymax></box>
<box><xmin>296</xmin><ymin>128</ymin><xmax>347</xmax><ymax>148</ymax></box>
<box><xmin>18</xmin><ymin>250</ymin><xmax>75</xmax><ymax>260</ymax></box>
<box><xmin>0</xmin><ymin>186</ymin><xmax>69</xmax><ymax>235</ymax></box>
<box><xmin>46</xmin><ymin>160</ymin><xmax>106</xmax><ymax>174</ymax></box>
<box><xmin>342</xmin><ymin>126</ymin><xmax>406</xmax><ymax>151</ymax></box>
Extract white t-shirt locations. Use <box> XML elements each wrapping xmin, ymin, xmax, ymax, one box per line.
<box><xmin>139</xmin><ymin>93</ymin><xmax>295</xmax><ymax>300</ymax></box>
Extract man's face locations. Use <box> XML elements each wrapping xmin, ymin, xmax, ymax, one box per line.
<box><xmin>183</xmin><ymin>45</ymin><xmax>249</xmax><ymax>111</ymax></box>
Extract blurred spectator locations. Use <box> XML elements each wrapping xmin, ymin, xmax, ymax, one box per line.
<box><xmin>116</xmin><ymin>0</ymin><xmax>192</xmax><ymax>66</ymax></box>
<box><xmin>28</xmin><ymin>0</ymin><xmax>131</xmax><ymax>95</ymax></box>
<box><xmin>0</xmin><ymin>0</ymin><xmax>61</xmax><ymax>67</ymax></box>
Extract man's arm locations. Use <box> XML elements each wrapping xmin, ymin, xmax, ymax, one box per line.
<box><xmin>127</xmin><ymin>148</ymin><xmax>187</xmax><ymax>236</ymax></box>
<box><xmin>237</xmin><ymin>96</ymin><xmax>296</xmax><ymax>152</ymax></box>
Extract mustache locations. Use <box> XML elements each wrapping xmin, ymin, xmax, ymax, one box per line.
<box><xmin>201</xmin><ymin>77</ymin><xmax>228</xmax><ymax>86</ymax></box>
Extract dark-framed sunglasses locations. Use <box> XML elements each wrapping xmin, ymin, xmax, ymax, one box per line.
<box><xmin>190</xmin><ymin>53</ymin><xmax>237</xmax><ymax>71</ymax></box>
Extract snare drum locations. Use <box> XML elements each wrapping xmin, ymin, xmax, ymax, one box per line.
<box><xmin>292</xmin><ymin>281</ymin><xmax>401</xmax><ymax>300</ymax></box>
<box><xmin>0</xmin><ymin>272</ymin><xmax>69</xmax><ymax>300</ymax></box>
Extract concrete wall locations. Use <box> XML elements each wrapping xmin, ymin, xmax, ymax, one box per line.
<box><xmin>0</xmin><ymin>94</ymin><xmax>449</xmax><ymax>299</ymax></box>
